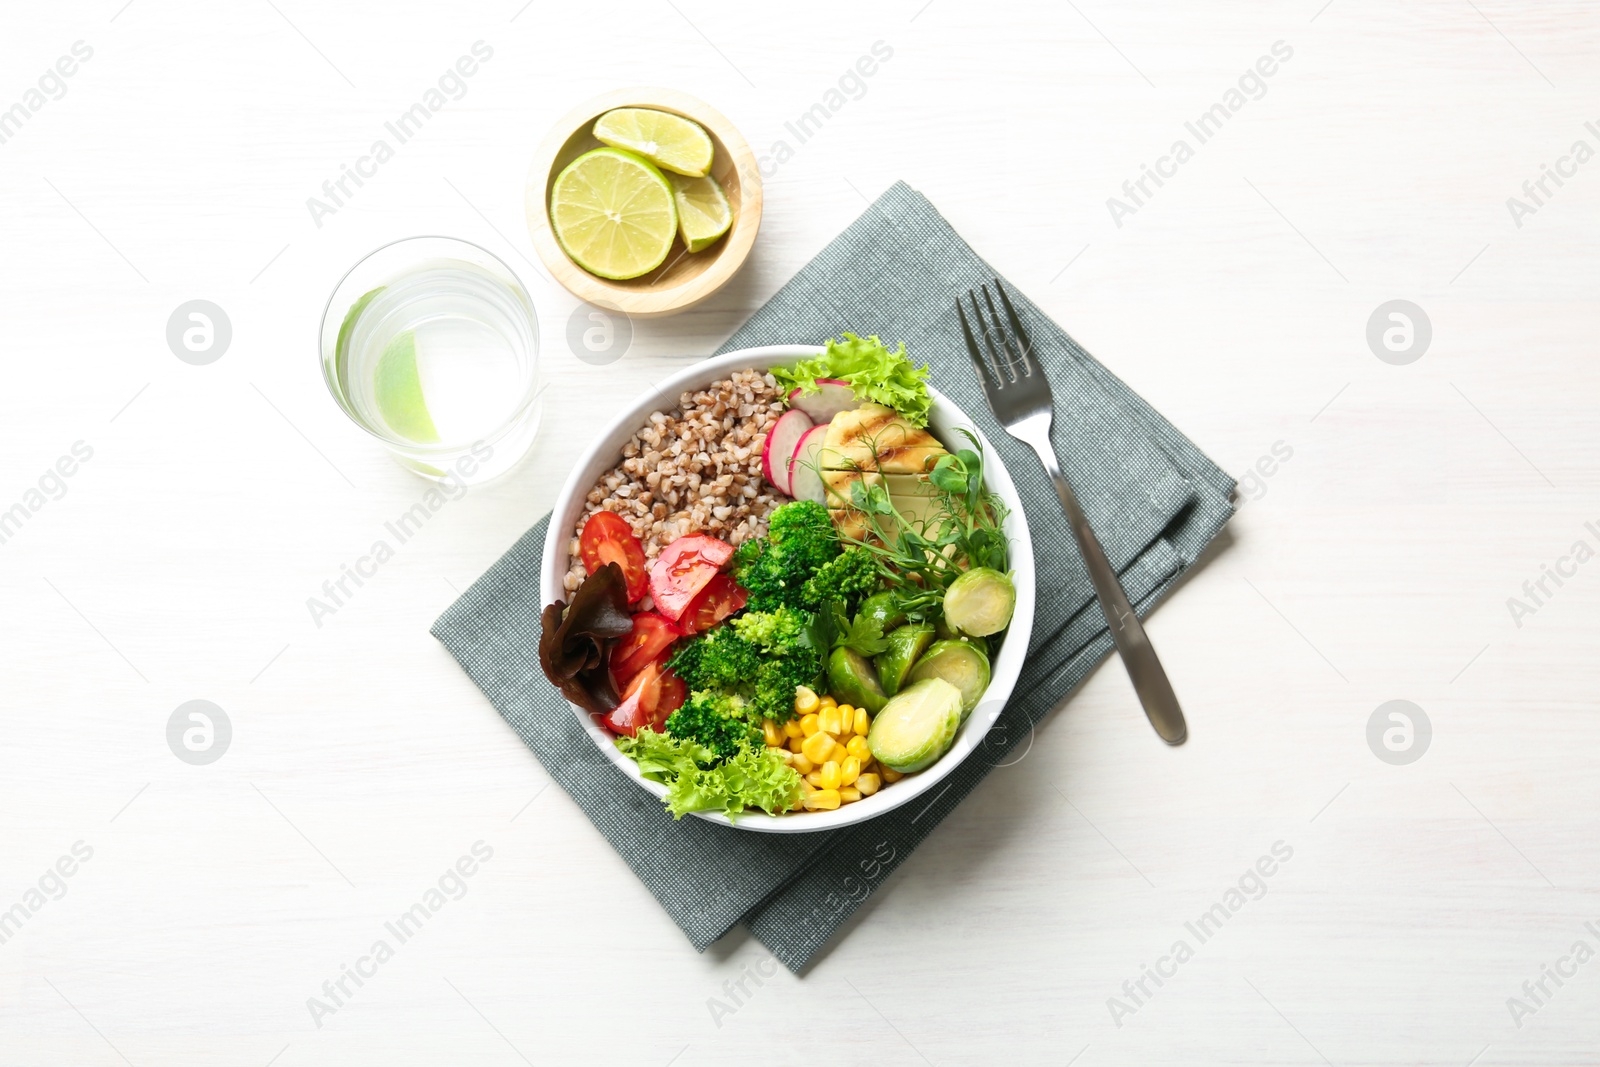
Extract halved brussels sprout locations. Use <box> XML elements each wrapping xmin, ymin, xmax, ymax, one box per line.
<box><xmin>875</xmin><ymin>622</ymin><xmax>934</xmax><ymax>698</ymax></box>
<box><xmin>827</xmin><ymin>646</ymin><xmax>888</xmax><ymax>714</ymax></box>
<box><xmin>867</xmin><ymin>677</ymin><xmax>964</xmax><ymax>773</ymax></box>
<box><xmin>942</xmin><ymin>567</ymin><xmax>1015</xmax><ymax>637</ymax></box>
<box><xmin>907</xmin><ymin>640</ymin><xmax>990</xmax><ymax>720</ymax></box>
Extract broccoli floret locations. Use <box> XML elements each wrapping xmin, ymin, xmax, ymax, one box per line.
<box><xmin>674</xmin><ymin>607</ymin><xmax>823</xmax><ymax>725</ymax></box>
<box><xmin>734</xmin><ymin>500</ymin><xmax>841</xmax><ymax>612</ymax></box>
<box><xmin>668</xmin><ymin>626</ymin><xmax>759</xmax><ymax>692</ymax></box>
<box><xmin>730</xmin><ymin>605</ymin><xmax>807</xmax><ymax>650</ymax></box>
<box><xmin>751</xmin><ymin>651</ymin><xmax>823</xmax><ymax>722</ymax></box>
<box><xmin>664</xmin><ymin>691</ymin><xmax>760</xmax><ymax>760</ymax></box>
<box><xmin>800</xmin><ymin>547</ymin><xmax>882</xmax><ymax>612</ymax></box>
<box><xmin>766</xmin><ymin>498</ymin><xmax>837</xmax><ymax>546</ymax></box>
<box><xmin>728</xmin><ymin>607</ymin><xmax>823</xmax><ymax>721</ymax></box>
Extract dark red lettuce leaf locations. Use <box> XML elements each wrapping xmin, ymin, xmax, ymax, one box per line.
<box><xmin>538</xmin><ymin>562</ymin><xmax>634</xmax><ymax>713</ymax></box>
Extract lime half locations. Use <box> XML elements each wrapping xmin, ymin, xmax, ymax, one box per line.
<box><xmin>668</xmin><ymin>172</ymin><xmax>732</xmax><ymax>253</ymax></box>
<box><xmin>592</xmin><ymin>108</ymin><xmax>714</xmax><ymax>177</ymax></box>
<box><xmin>373</xmin><ymin>330</ymin><xmax>439</xmax><ymax>443</ymax></box>
<box><xmin>550</xmin><ymin>147</ymin><xmax>678</xmax><ymax>280</ymax></box>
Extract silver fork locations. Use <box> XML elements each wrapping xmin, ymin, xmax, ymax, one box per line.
<box><xmin>958</xmin><ymin>279</ymin><xmax>1187</xmax><ymax>745</ymax></box>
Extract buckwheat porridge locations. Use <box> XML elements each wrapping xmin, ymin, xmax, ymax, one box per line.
<box><xmin>562</xmin><ymin>369</ymin><xmax>785</xmax><ymax>603</ymax></box>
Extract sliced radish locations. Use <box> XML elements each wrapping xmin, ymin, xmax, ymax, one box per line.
<box><xmin>760</xmin><ymin>408</ymin><xmax>812</xmax><ymax>495</ymax></box>
<box><xmin>787</xmin><ymin>424</ymin><xmax>829</xmax><ymax>504</ymax></box>
<box><xmin>786</xmin><ymin>379</ymin><xmax>858</xmax><ymax>423</ymax></box>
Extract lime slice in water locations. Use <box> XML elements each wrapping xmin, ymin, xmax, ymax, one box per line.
<box><xmin>667</xmin><ymin>172</ymin><xmax>732</xmax><ymax>253</ymax></box>
<box><xmin>549</xmin><ymin>147</ymin><xmax>677</xmax><ymax>280</ymax></box>
<box><xmin>335</xmin><ymin>286</ymin><xmax>385</xmax><ymax>397</ymax></box>
<box><xmin>592</xmin><ymin>108</ymin><xmax>713</xmax><ymax>177</ymax></box>
<box><xmin>373</xmin><ymin>330</ymin><xmax>439</xmax><ymax>443</ymax></box>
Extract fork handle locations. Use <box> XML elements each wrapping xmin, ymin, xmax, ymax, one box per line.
<box><xmin>1015</xmin><ymin>419</ymin><xmax>1187</xmax><ymax>744</ymax></box>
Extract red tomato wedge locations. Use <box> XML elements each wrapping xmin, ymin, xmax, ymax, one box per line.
<box><xmin>647</xmin><ymin>534</ymin><xmax>734</xmax><ymax>621</ymax></box>
<box><xmin>579</xmin><ymin>512</ymin><xmax>648</xmax><ymax>604</ymax></box>
<box><xmin>610</xmin><ymin>612</ymin><xmax>683</xmax><ymax>687</ymax></box>
<box><xmin>601</xmin><ymin>658</ymin><xmax>686</xmax><ymax>737</ymax></box>
<box><xmin>678</xmin><ymin>573</ymin><xmax>748</xmax><ymax>635</ymax></box>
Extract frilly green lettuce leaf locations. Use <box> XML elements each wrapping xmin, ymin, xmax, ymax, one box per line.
<box><xmin>773</xmin><ymin>333</ymin><xmax>931</xmax><ymax>427</ymax></box>
<box><xmin>617</xmin><ymin>729</ymin><xmax>802</xmax><ymax>819</ymax></box>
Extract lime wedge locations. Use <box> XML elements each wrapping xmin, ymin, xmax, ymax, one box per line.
<box><xmin>668</xmin><ymin>172</ymin><xmax>732</xmax><ymax>253</ymax></box>
<box><xmin>335</xmin><ymin>286</ymin><xmax>385</xmax><ymax>397</ymax></box>
<box><xmin>592</xmin><ymin>108</ymin><xmax>714</xmax><ymax>177</ymax></box>
<box><xmin>550</xmin><ymin>147</ymin><xmax>678</xmax><ymax>280</ymax></box>
<box><xmin>373</xmin><ymin>330</ymin><xmax>439</xmax><ymax>443</ymax></box>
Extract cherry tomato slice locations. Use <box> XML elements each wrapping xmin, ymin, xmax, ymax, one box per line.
<box><xmin>601</xmin><ymin>658</ymin><xmax>687</xmax><ymax>737</ymax></box>
<box><xmin>677</xmin><ymin>573</ymin><xmax>749</xmax><ymax>635</ymax></box>
<box><xmin>648</xmin><ymin>534</ymin><xmax>734</xmax><ymax>622</ymax></box>
<box><xmin>610</xmin><ymin>612</ymin><xmax>684</xmax><ymax>687</ymax></box>
<box><xmin>580</xmin><ymin>511</ymin><xmax>648</xmax><ymax>604</ymax></box>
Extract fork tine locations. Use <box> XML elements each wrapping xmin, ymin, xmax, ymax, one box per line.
<box><xmin>980</xmin><ymin>285</ymin><xmax>1030</xmax><ymax>382</ymax></box>
<box><xmin>956</xmin><ymin>297</ymin><xmax>1001</xmax><ymax>392</ymax></box>
<box><xmin>992</xmin><ymin>278</ymin><xmax>1036</xmax><ymax>378</ymax></box>
<box><xmin>969</xmin><ymin>289</ymin><xmax>1014</xmax><ymax>385</ymax></box>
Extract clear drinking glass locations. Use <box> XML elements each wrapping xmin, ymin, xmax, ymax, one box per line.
<box><xmin>319</xmin><ymin>236</ymin><xmax>542</xmax><ymax>484</ymax></box>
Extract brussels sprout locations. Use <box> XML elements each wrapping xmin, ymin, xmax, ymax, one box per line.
<box><xmin>942</xmin><ymin>567</ymin><xmax>1015</xmax><ymax>637</ymax></box>
<box><xmin>827</xmin><ymin>646</ymin><xmax>888</xmax><ymax>714</ymax></box>
<box><xmin>875</xmin><ymin>623</ymin><xmax>934</xmax><ymax>698</ymax></box>
<box><xmin>857</xmin><ymin>591</ymin><xmax>907</xmax><ymax>634</ymax></box>
<box><xmin>933</xmin><ymin>614</ymin><xmax>989</xmax><ymax>656</ymax></box>
<box><xmin>867</xmin><ymin>678</ymin><xmax>964</xmax><ymax>773</ymax></box>
<box><xmin>907</xmin><ymin>640</ymin><xmax>990</xmax><ymax>720</ymax></box>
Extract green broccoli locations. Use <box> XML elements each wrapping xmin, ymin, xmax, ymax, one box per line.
<box><xmin>800</xmin><ymin>547</ymin><xmax>883</xmax><ymax>612</ymax></box>
<box><xmin>733</xmin><ymin>500</ymin><xmax>841</xmax><ymax>612</ymax></box>
<box><xmin>730</xmin><ymin>605</ymin><xmax>807</xmax><ymax>649</ymax></box>
<box><xmin>752</xmin><ymin>652</ymin><xmax>823</xmax><ymax>722</ymax></box>
<box><xmin>669</xmin><ymin>606</ymin><xmax>823</xmax><ymax>725</ymax></box>
<box><xmin>667</xmin><ymin>625</ymin><xmax>759</xmax><ymax>692</ymax></box>
<box><xmin>664</xmin><ymin>691</ymin><xmax>761</xmax><ymax>760</ymax></box>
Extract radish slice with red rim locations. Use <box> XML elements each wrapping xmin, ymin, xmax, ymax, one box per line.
<box><xmin>759</xmin><ymin>408</ymin><xmax>812</xmax><ymax>495</ymax></box>
<box><xmin>787</xmin><ymin>424</ymin><xmax>829</xmax><ymax>504</ymax></box>
<box><xmin>786</xmin><ymin>379</ymin><xmax>858</xmax><ymax>423</ymax></box>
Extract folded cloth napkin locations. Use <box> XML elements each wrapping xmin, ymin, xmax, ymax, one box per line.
<box><xmin>432</xmin><ymin>181</ymin><xmax>1234</xmax><ymax>972</ymax></box>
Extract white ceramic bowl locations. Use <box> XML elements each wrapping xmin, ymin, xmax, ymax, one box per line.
<box><xmin>541</xmin><ymin>345</ymin><xmax>1035</xmax><ymax>832</ymax></box>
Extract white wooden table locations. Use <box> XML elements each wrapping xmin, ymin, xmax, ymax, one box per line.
<box><xmin>4</xmin><ymin>2</ymin><xmax>1597</xmax><ymax>1063</ymax></box>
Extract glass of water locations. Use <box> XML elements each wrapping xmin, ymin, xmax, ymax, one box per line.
<box><xmin>319</xmin><ymin>236</ymin><xmax>541</xmax><ymax>484</ymax></box>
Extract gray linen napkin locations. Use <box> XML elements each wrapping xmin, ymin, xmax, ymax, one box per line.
<box><xmin>431</xmin><ymin>182</ymin><xmax>1233</xmax><ymax>972</ymax></box>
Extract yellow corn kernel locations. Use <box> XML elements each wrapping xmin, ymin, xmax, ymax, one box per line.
<box><xmin>788</xmin><ymin>734</ymin><xmax>806</xmax><ymax>754</ymax></box>
<box><xmin>794</xmin><ymin>685</ymin><xmax>819</xmax><ymax>714</ymax></box>
<box><xmin>801</xmin><ymin>730</ymin><xmax>835</xmax><ymax>765</ymax></box>
<box><xmin>855</xmin><ymin>773</ymin><xmax>881</xmax><ymax>796</ymax></box>
<box><xmin>854</xmin><ymin>707</ymin><xmax>871</xmax><ymax>735</ymax></box>
<box><xmin>829</xmin><ymin>740</ymin><xmax>849</xmax><ymax>764</ymax></box>
<box><xmin>805</xmin><ymin>770</ymin><xmax>824</xmax><ymax>788</ymax></box>
<box><xmin>783</xmin><ymin>717</ymin><xmax>804</xmax><ymax>740</ymax></box>
<box><xmin>818</xmin><ymin>705</ymin><xmax>839</xmax><ymax>736</ymax></box>
<box><xmin>800</xmin><ymin>713</ymin><xmax>821</xmax><ymax>736</ymax></box>
<box><xmin>839</xmin><ymin>787</ymin><xmax>862</xmax><ymax>804</ymax></box>
<box><xmin>846</xmin><ymin>736</ymin><xmax>872</xmax><ymax>761</ymax></box>
<box><xmin>819</xmin><ymin>760</ymin><xmax>842</xmax><ymax>790</ymax></box>
<box><xmin>818</xmin><ymin>695</ymin><xmax>837</xmax><ymax>709</ymax></box>
<box><xmin>791</xmin><ymin>753</ymin><xmax>814</xmax><ymax>774</ymax></box>
<box><xmin>763</xmin><ymin>719</ymin><xmax>783</xmax><ymax>747</ymax></box>
<box><xmin>834</xmin><ymin>711</ymin><xmax>853</xmax><ymax>739</ymax></box>
<box><xmin>839</xmin><ymin>756</ymin><xmax>861</xmax><ymax>787</ymax></box>
<box><xmin>881</xmin><ymin>766</ymin><xmax>904</xmax><ymax>783</ymax></box>
<box><xmin>803</xmin><ymin>788</ymin><xmax>841</xmax><ymax>811</ymax></box>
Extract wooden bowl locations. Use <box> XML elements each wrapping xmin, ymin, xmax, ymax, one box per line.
<box><xmin>525</xmin><ymin>87</ymin><xmax>762</xmax><ymax>317</ymax></box>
